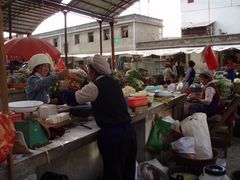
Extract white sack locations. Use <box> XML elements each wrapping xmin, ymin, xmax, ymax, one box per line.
<box><xmin>180</xmin><ymin>113</ymin><xmax>213</xmax><ymax>159</ymax></box>
<box><xmin>171</xmin><ymin>137</ymin><xmax>195</xmax><ymax>154</ymax></box>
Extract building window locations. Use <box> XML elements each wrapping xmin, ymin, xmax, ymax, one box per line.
<box><xmin>53</xmin><ymin>38</ymin><xmax>58</xmax><ymax>47</ymax></box>
<box><xmin>88</xmin><ymin>32</ymin><xmax>94</xmax><ymax>42</ymax></box>
<box><xmin>188</xmin><ymin>0</ymin><xmax>194</xmax><ymax>3</ymax></box>
<box><xmin>121</xmin><ymin>26</ymin><xmax>128</xmax><ymax>38</ymax></box>
<box><xmin>103</xmin><ymin>29</ymin><xmax>110</xmax><ymax>40</ymax></box>
<box><xmin>74</xmin><ymin>34</ymin><xmax>80</xmax><ymax>44</ymax></box>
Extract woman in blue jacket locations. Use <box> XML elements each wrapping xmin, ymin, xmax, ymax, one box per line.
<box><xmin>26</xmin><ymin>53</ymin><xmax>68</xmax><ymax>103</ymax></box>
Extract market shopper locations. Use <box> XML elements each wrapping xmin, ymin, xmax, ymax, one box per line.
<box><xmin>163</xmin><ymin>62</ymin><xmax>174</xmax><ymax>84</ymax></box>
<box><xmin>74</xmin><ymin>54</ymin><xmax>137</xmax><ymax>180</ymax></box>
<box><xmin>225</xmin><ymin>54</ymin><xmax>236</xmax><ymax>82</ymax></box>
<box><xmin>175</xmin><ymin>61</ymin><xmax>185</xmax><ymax>80</ymax></box>
<box><xmin>26</xmin><ymin>53</ymin><xmax>68</xmax><ymax>103</ymax></box>
<box><xmin>183</xmin><ymin>60</ymin><xmax>196</xmax><ymax>86</ymax></box>
<box><xmin>185</xmin><ymin>71</ymin><xmax>220</xmax><ymax>117</ymax></box>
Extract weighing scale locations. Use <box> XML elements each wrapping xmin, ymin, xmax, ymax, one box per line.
<box><xmin>9</xmin><ymin>100</ymin><xmax>49</xmax><ymax>149</ymax></box>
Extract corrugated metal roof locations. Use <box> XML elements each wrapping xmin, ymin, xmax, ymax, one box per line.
<box><xmin>182</xmin><ymin>21</ymin><xmax>214</xmax><ymax>29</ymax></box>
<box><xmin>1</xmin><ymin>0</ymin><xmax>138</xmax><ymax>35</ymax></box>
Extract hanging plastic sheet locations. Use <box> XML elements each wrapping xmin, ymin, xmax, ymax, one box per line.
<box><xmin>212</xmin><ymin>44</ymin><xmax>240</xmax><ymax>51</ymax></box>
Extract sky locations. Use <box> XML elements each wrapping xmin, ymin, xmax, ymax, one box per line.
<box><xmin>32</xmin><ymin>0</ymin><xmax>181</xmax><ymax>37</ymax></box>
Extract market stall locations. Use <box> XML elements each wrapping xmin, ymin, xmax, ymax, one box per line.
<box><xmin>0</xmin><ymin>94</ymin><xmax>186</xmax><ymax>180</ymax></box>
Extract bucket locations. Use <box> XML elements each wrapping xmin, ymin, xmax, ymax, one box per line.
<box><xmin>199</xmin><ymin>165</ymin><xmax>229</xmax><ymax>180</ymax></box>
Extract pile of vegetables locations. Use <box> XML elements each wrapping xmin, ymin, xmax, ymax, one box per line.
<box><xmin>214</xmin><ymin>76</ymin><xmax>232</xmax><ymax>98</ymax></box>
<box><xmin>125</xmin><ymin>69</ymin><xmax>144</xmax><ymax>90</ymax></box>
<box><xmin>122</xmin><ymin>86</ymin><xmax>136</xmax><ymax>98</ymax></box>
<box><xmin>233</xmin><ymin>78</ymin><xmax>240</xmax><ymax>94</ymax></box>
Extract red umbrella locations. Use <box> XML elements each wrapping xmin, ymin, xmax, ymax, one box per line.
<box><xmin>4</xmin><ymin>37</ymin><xmax>61</xmax><ymax>61</ymax></box>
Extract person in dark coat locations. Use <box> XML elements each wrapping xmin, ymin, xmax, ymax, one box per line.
<box><xmin>175</xmin><ymin>61</ymin><xmax>185</xmax><ymax>80</ymax></box>
<box><xmin>74</xmin><ymin>54</ymin><xmax>137</xmax><ymax>180</ymax></box>
<box><xmin>225</xmin><ymin>54</ymin><xmax>236</xmax><ymax>82</ymax></box>
<box><xmin>183</xmin><ymin>60</ymin><xmax>196</xmax><ymax>86</ymax></box>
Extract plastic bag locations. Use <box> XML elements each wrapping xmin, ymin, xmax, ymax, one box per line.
<box><xmin>145</xmin><ymin>116</ymin><xmax>172</xmax><ymax>153</ymax></box>
<box><xmin>138</xmin><ymin>159</ymin><xmax>168</xmax><ymax>180</ymax></box>
<box><xmin>180</xmin><ymin>113</ymin><xmax>213</xmax><ymax>159</ymax></box>
<box><xmin>0</xmin><ymin>113</ymin><xmax>16</xmax><ymax>164</ymax></box>
<box><xmin>171</xmin><ymin>137</ymin><xmax>195</xmax><ymax>154</ymax></box>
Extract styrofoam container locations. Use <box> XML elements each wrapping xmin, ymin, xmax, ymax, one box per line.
<box><xmin>39</xmin><ymin>104</ymin><xmax>58</xmax><ymax>119</ymax></box>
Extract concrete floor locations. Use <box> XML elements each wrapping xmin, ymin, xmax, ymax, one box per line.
<box><xmin>225</xmin><ymin>137</ymin><xmax>240</xmax><ymax>177</ymax></box>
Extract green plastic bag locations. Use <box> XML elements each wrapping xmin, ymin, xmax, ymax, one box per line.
<box><xmin>145</xmin><ymin>116</ymin><xmax>172</xmax><ymax>153</ymax></box>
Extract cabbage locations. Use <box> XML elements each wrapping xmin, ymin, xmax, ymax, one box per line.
<box><xmin>214</xmin><ymin>77</ymin><xmax>232</xmax><ymax>98</ymax></box>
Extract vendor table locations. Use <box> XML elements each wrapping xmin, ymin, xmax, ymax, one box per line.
<box><xmin>0</xmin><ymin>94</ymin><xmax>186</xmax><ymax>180</ymax></box>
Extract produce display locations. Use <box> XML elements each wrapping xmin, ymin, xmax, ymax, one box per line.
<box><xmin>125</xmin><ymin>69</ymin><xmax>144</xmax><ymax>90</ymax></box>
<box><xmin>214</xmin><ymin>76</ymin><xmax>232</xmax><ymax>98</ymax></box>
<box><xmin>122</xmin><ymin>86</ymin><xmax>136</xmax><ymax>98</ymax></box>
<box><xmin>234</xmin><ymin>78</ymin><xmax>240</xmax><ymax>94</ymax></box>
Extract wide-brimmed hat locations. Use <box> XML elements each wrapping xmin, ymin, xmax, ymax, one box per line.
<box><xmin>28</xmin><ymin>53</ymin><xmax>54</xmax><ymax>72</ymax></box>
<box><xmin>89</xmin><ymin>54</ymin><xmax>111</xmax><ymax>75</ymax></box>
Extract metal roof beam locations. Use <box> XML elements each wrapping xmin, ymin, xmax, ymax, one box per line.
<box><xmin>71</xmin><ymin>0</ymin><xmax>110</xmax><ymax>12</ymax></box>
<box><xmin>4</xmin><ymin>14</ymin><xmax>43</xmax><ymax>22</ymax></box>
<box><xmin>10</xmin><ymin>3</ymin><xmax>56</xmax><ymax>14</ymax></box>
<box><xmin>3</xmin><ymin>6</ymin><xmax>54</xmax><ymax>17</ymax></box>
<box><xmin>43</xmin><ymin>0</ymin><xmax>113</xmax><ymax>22</ymax></box>
<box><xmin>101</xmin><ymin>0</ymin><xmax>125</xmax><ymax>10</ymax></box>
<box><xmin>4</xmin><ymin>17</ymin><xmax>40</xmax><ymax>24</ymax></box>
<box><xmin>8</xmin><ymin>8</ymin><xmax>53</xmax><ymax>17</ymax></box>
<box><xmin>2</xmin><ymin>0</ymin><xmax>15</xmax><ymax>9</ymax></box>
<box><xmin>104</xmin><ymin>0</ymin><xmax>136</xmax><ymax>17</ymax></box>
<box><xmin>7</xmin><ymin>25</ymin><xmax>33</xmax><ymax>32</ymax></box>
<box><xmin>15</xmin><ymin>0</ymin><xmax>58</xmax><ymax>11</ymax></box>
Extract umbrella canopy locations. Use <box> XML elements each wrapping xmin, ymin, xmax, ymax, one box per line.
<box><xmin>4</xmin><ymin>37</ymin><xmax>61</xmax><ymax>61</ymax></box>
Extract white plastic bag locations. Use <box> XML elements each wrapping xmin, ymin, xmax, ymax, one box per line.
<box><xmin>138</xmin><ymin>159</ymin><xmax>168</xmax><ymax>180</ymax></box>
<box><xmin>180</xmin><ymin>113</ymin><xmax>213</xmax><ymax>159</ymax></box>
<box><xmin>171</xmin><ymin>137</ymin><xmax>195</xmax><ymax>154</ymax></box>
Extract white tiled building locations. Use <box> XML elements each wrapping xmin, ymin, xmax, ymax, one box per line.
<box><xmin>34</xmin><ymin>14</ymin><xmax>163</xmax><ymax>56</ymax></box>
<box><xmin>181</xmin><ymin>0</ymin><xmax>240</xmax><ymax>37</ymax></box>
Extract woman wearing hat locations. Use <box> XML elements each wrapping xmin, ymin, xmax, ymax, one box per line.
<box><xmin>186</xmin><ymin>71</ymin><xmax>220</xmax><ymax>117</ymax></box>
<box><xmin>26</xmin><ymin>53</ymin><xmax>68</xmax><ymax>103</ymax></box>
<box><xmin>74</xmin><ymin>54</ymin><xmax>137</xmax><ymax>180</ymax></box>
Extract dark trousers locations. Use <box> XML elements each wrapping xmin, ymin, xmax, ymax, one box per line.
<box><xmin>188</xmin><ymin>102</ymin><xmax>219</xmax><ymax>117</ymax></box>
<box><xmin>97</xmin><ymin>123</ymin><xmax>137</xmax><ymax>180</ymax></box>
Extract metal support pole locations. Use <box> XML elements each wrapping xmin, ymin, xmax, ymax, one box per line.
<box><xmin>98</xmin><ymin>20</ymin><xmax>103</xmax><ymax>55</ymax></box>
<box><xmin>8</xmin><ymin>6</ymin><xmax>12</xmax><ymax>39</ymax></box>
<box><xmin>0</xmin><ymin>3</ymin><xmax>15</xmax><ymax>180</ymax></box>
<box><xmin>63</xmin><ymin>11</ymin><xmax>68</xmax><ymax>67</ymax></box>
<box><xmin>110</xmin><ymin>21</ymin><xmax>115</xmax><ymax>70</ymax></box>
